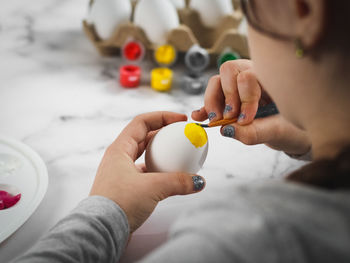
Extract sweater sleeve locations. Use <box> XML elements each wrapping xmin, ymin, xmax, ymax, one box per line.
<box><xmin>12</xmin><ymin>196</ymin><xmax>130</xmax><ymax>263</ymax></box>
<box><xmin>136</xmin><ymin>183</ymin><xmax>308</xmax><ymax>263</ymax></box>
<box><xmin>137</xmin><ymin>182</ymin><xmax>350</xmax><ymax>263</ymax></box>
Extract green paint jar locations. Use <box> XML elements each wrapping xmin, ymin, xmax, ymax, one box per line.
<box><xmin>218</xmin><ymin>49</ymin><xmax>241</xmax><ymax>68</ymax></box>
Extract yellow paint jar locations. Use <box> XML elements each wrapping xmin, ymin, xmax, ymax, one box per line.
<box><xmin>151</xmin><ymin>68</ymin><xmax>173</xmax><ymax>92</ymax></box>
<box><xmin>154</xmin><ymin>45</ymin><xmax>177</xmax><ymax>66</ymax></box>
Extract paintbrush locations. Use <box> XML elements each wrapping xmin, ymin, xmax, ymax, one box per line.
<box><xmin>199</xmin><ymin>102</ymin><xmax>279</xmax><ymax>128</ymax></box>
<box><xmin>199</xmin><ymin>118</ymin><xmax>238</xmax><ymax>128</ymax></box>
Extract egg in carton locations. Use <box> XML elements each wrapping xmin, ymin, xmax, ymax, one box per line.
<box><xmin>83</xmin><ymin>0</ymin><xmax>249</xmax><ymax>60</ymax></box>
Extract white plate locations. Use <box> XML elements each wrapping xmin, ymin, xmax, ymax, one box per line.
<box><xmin>0</xmin><ymin>135</ymin><xmax>48</xmax><ymax>243</ymax></box>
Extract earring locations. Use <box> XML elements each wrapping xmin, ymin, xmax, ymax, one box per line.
<box><xmin>295</xmin><ymin>38</ymin><xmax>304</xmax><ymax>58</ymax></box>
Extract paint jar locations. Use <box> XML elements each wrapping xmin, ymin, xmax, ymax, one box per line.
<box><xmin>217</xmin><ymin>48</ymin><xmax>241</xmax><ymax>68</ymax></box>
<box><xmin>122</xmin><ymin>40</ymin><xmax>145</xmax><ymax>62</ymax></box>
<box><xmin>151</xmin><ymin>68</ymin><xmax>173</xmax><ymax>92</ymax></box>
<box><xmin>154</xmin><ymin>44</ymin><xmax>177</xmax><ymax>66</ymax></box>
<box><xmin>184</xmin><ymin>44</ymin><xmax>210</xmax><ymax>73</ymax></box>
<box><xmin>181</xmin><ymin>73</ymin><xmax>207</xmax><ymax>94</ymax></box>
<box><xmin>120</xmin><ymin>65</ymin><xmax>141</xmax><ymax>88</ymax></box>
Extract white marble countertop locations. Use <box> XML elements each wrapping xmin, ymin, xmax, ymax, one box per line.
<box><xmin>0</xmin><ymin>1</ymin><xmax>306</xmax><ymax>262</ymax></box>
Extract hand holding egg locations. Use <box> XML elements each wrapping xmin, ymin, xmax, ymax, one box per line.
<box><xmin>90</xmin><ymin>112</ymin><xmax>206</xmax><ymax>233</ymax></box>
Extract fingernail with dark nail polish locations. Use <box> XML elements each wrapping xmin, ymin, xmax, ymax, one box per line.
<box><xmin>238</xmin><ymin>113</ymin><xmax>246</xmax><ymax>122</ymax></box>
<box><xmin>223</xmin><ymin>126</ymin><xmax>235</xmax><ymax>138</ymax></box>
<box><xmin>224</xmin><ymin>105</ymin><xmax>232</xmax><ymax>114</ymax></box>
<box><xmin>208</xmin><ymin>112</ymin><xmax>216</xmax><ymax>121</ymax></box>
<box><xmin>192</xmin><ymin>176</ymin><xmax>205</xmax><ymax>191</ymax></box>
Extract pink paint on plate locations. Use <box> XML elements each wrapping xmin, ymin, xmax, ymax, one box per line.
<box><xmin>0</xmin><ymin>190</ymin><xmax>21</xmax><ymax>210</ymax></box>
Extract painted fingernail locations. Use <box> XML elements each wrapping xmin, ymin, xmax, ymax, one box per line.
<box><xmin>238</xmin><ymin>113</ymin><xmax>246</xmax><ymax>122</ymax></box>
<box><xmin>224</xmin><ymin>104</ymin><xmax>232</xmax><ymax>114</ymax></box>
<box><xmin>208</xmin><ymin>112</ymin><xmax>216</xmax><ymax>121</ymax></box>
<box><xmin>192</xmin><ymin>176</ymin><xmax>205</xmax><ymax>191</ymax></box>
<box><xmin>222</xmin><ymin>125</ymin><xmax>235</xmax><ymax>138</ymax></box>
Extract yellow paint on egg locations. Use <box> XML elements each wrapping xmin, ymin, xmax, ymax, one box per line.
<box><xmin>184</xmin><ymin>123</ymin><xmax>207</xmax><ymax>148</ymax></box>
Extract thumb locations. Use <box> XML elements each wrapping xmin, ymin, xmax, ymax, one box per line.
<box><xmin>220</xmin><ymin>114</ymin><xmax>281</xmax><ymax>145</ymax></box>
<box><xmin>148</xmin><ymin>173</ymin><xmax>206</xmax><ymax>201</ymax></box>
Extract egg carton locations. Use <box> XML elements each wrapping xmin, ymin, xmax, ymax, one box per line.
<box><xmin>83</xmin><ymin>0</ymin><xmax>249</xmax><ymax>59</ymax></box>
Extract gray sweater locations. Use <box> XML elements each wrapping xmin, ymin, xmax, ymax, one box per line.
<box><xmin>13</xmin><ymin>181</ymin><xmax>350</xmax><ymax>263</ymax></box>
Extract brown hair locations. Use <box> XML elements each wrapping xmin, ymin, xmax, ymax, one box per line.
<box><xmin>243</xmin><ymin>0</ymin><xmax>350</xmax><ymax>57</ymax></box>
<box><xmin>287</xmin><ymin>146</ymin><xmax>350</xmax><ymax>190</ymax></box>
<box><xmin>321</xmin><ymin>1</ymin><xmax>350</xmax><ymax>54</ymax></box>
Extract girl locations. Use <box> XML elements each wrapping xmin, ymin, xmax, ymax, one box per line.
<box><xmin>14</xmin><ymin>0</ymin><xmax>350</xmax><ymax>262</ymax></box>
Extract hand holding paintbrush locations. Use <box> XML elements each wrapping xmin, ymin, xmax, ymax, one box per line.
<box><xmin>191</xmin><ymin>60</ymin><xmax>310</xmax><ymax>155</ymax></box>
<box><xmin>199</xmin><ymin>103</ymin><xmax>279</xmax><ymax>128</ymax></box>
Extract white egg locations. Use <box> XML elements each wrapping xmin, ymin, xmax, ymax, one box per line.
<box><xmin>87</xmin><ymin>0</ymin><xmax>132</xmax><ymax>40</ymax></box>
<box><xmin>134</xmin><ymin>0</ymin><xmax>180</xmax><ymax>45</ymax></box>
<box><xmin>238</xmin><ymin>18</ymin><xmax>248</xmax><ymax>34</ymax></box>
<box><xmin>145</xmin><ymin>122</ymin><xmax>208</xmax><ymax>174</ymax></box>
<box><xmin>190</xmin><ymin>0</ymin><xmax>234</xmax><ymax>28</ymax></box>
<box><xmin>169</xmin><ymin>0</ymin><xmax>186</xmax><ymax>9</ymax></box>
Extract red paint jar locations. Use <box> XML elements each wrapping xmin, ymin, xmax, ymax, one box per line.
<box><xmin>119</xmin><ymin>65</ymin><xmax>141</xmax><ymax>88</ymax></box>
<box><xmin>122</xmin><ymin>41</ymin><xmax>145</xmax><ymax>61</ymax></box>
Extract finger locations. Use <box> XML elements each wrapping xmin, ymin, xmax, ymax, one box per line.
<box><xmin>145</xmin><ymin>130</ymin><xmax>159</xmax><ymax>146</ymax></box>
<box><xmin>137</xmin><ymin>130</ymin><xmax>159</xmax><ymax>158</ymax></box>
<box><xmin>220</xmin><ymin>114</ymin><xmax>281</xmax><ymax>145</ymax></box>
<box><xmin>204</xmin><ymin>75</ymin><xmax>225</xmax><ymax>122</ymax></box>
<box><xmin>219</xmin><ymin>60</ymin><xmax>252</xmax><ymax>119</ymax></box>
<box><xmin>148</xmin><ymin>173</ymin><xmax>206</xmax><ymax>201</ymax></box>
<box><xmin>136</xmin><ymin>163</ymin><xmax>147</xmax><ymax>173</ymax></box>
<box><xmin>221</xmin><ymin>114</ymin><xmax>311</xmax><ymax>154</ymax></box>
<box><xmin>114</xmin><ymin>112</ymin><xmax>188</xmax><ymax>161</ymax></box>
<box><xmin>236</xmin><ymin>69</ymin><xmax>262</xmax><ymax>125</ymax></box>
<box><xmin>191</xmin><ymin>106</ymin><xmax>208</xmax><ymax>122</ymax></box>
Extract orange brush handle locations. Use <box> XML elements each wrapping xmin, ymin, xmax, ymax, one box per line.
<box><xmin>208</xmin><ymin>118</ymin><xmax>238</xmax><ymax>127</ymax></box>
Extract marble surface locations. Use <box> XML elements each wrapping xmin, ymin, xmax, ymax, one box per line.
<box><xmin>0</xmin><ymin>1</ymin><xmax>306</xmax><ymax>262</ymax></box>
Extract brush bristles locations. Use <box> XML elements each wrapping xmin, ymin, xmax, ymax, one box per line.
<box><xmin>197</xmin><ymin>123</ymin><xmax>209</xmax><ymax>128</ymax></box>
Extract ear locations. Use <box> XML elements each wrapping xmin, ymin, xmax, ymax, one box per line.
<box><xmin>292</xmin><ymin>0</ymin><xmax>326</xmax><ymax>48</ymax></box>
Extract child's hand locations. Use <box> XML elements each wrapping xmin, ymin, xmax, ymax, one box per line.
<box><xmin>90</xmin><ymin>112</ymin><xmax>205</xmax><ymax>233</ymax></box>
<box><xmin>192</xmin><ymin>59</ymin><xmax>311</xmax><ymax>156</ymax></box>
